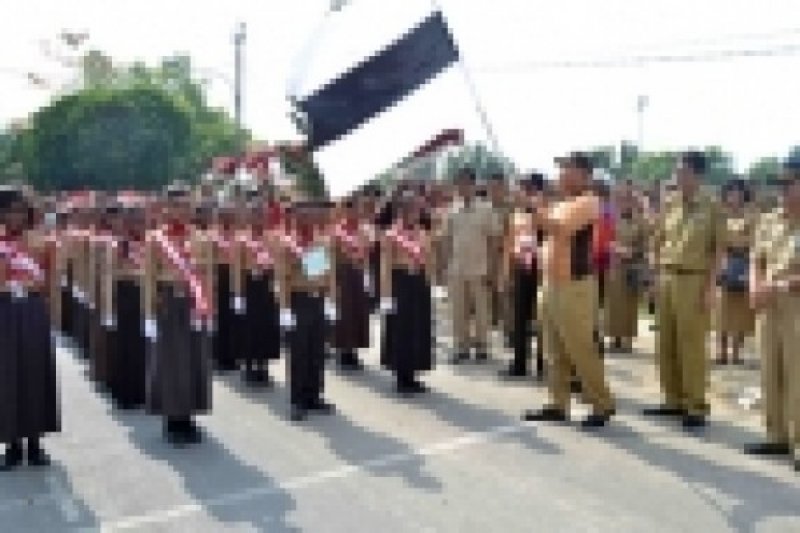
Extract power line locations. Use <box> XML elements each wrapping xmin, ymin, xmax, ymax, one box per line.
<box><xmin>474</xmin><ymin>42</ymin><xmax>800</xmax><ymax>73</ymax></box>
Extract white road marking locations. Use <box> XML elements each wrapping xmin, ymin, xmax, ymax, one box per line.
<box><xmin>100</xmin><ymin>422</ymin><xmax>527</xmax><ymax>532</ymax></box>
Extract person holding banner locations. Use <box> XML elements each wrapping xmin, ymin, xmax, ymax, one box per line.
<box><xmin>380</xmin><ymin>192</ymin><xmax>435</xmax><ymax>394</ymax></box>
<box><xmin>331</xmin><ymin>199</ymin><xmax>372</xmax><ymax>371</ymax></box>
<box><xmin>0</xmin><ymin>187</ymin><xmax>60</xmax><ymax>469</ymax></box>
<box><xmin>276</xmin><ymin>203</ymin><xmax>338</xmax><ymax>422</ymax></box>
<box><xmin>143</xmin><ymin>189</ymin><xmax>214</xmax><ymax>444</ymax></box>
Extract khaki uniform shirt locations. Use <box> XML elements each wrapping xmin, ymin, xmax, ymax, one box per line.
<box><xmin>655</xmin><ymin>193</ymin><xmax>724</xmax><ymax>273</ymax></box>
<box><xmin>443</xmin><ymin>200</ymin><xmax>500</xmax><ymax>279</ymax></box>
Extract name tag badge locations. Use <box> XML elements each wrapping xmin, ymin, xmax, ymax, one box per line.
<box><xmin>302</xmin><ymin>246</ymin><xmax>330</xmax><ymax>278</ymax></box>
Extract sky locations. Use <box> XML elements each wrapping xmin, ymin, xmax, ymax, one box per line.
<box><xmin>2</xmin><ymin>0</ymin><xmax>800</xmax><ymax>195</ymax></box>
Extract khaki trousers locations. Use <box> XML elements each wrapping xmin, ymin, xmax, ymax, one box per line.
<box><xmin>656</xmin><ymin>270</ymin><xmax>710</xmax><ymax>416</ymax></box>
<box><xmin>449</xmin><ymin>276</ymin><xmax>490</xmax><ymax>351</ymax></box>
<box><xmin>540</xmin><ymin>277</ymin><xmax>614</xmax><ymax>414</ymax></box>
<box><xmin>758</xmin><ymin>294</ymin><xmax>800</xmax><ymax>455</ymax></box>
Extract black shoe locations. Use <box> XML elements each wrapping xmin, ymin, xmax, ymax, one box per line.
<box><xmin>1</xmin><ymin>441</ymin><xmax>23</xmax><ymax>471</ymax></box>
<box><xmin>522</xmin><ymin>407</ymin><xmax>567</xmax><ymax>422</ymax></box>
<box><xmin>682</xmin><ymin>414</ymin><xmax>707</xmax><ymax>429</ymax></box>
<box><xmin>247</xmin><ymin>368</ymin><xmax>273</xmax><ymax>387</ymax></box>
<box><xmin>570</xmin><ymin>380</ymin><xmax>583</xmax><ymax>394</ymax></box>
<box><xmin>27</xmin><ymin>441</ymin><xmax>51</xmax><ymax>467</ymax></box>
<box><xmin>642</xmin><ymin>405</ymin><xmax>685</xmax><ymax>417</ymax></box>
<box><xmin>307</xmin><ymin>399</ymin><xmax>335</xmax><ymax>415</ymax></box>
<box><xmin>580</xmin><ymin>410</ymin><xmax>615</xmax><ymax>429</ymax></box>
<box><xmin>744</xmin><ymin>442</ymin><xmax>791</xmax><ymax>456</ymax></box>
<box><xmin>499</xmin><ymin>365</ymin><xmax>529</xmax><ymax>379</ymax></box>
<box><xmin>406</xmin><ymin>379</ymin><xmax>428</xmax><ymax>394</ymax></box>
<box><xmin>339</xmin><ymin>353</ymin><xmax>364</xmax><ymax>372</ymax></box>
<box><xmin>450</xmin><ymin>352</ymin><xmax>470</xmax><ymax>365</ymax></box>
<box><xmin>794</xmin><ymin>459</ymin><xmax>800</xmax><ymax>472</ymax></box>
<box><xmin>475</xmin><ymin>351</ymin><xmax>489</xmax><ymax>363</ymax></box>
<box><xmin>290</xmin><ymin>405</ymin><xmax>308</xmax><ymax>422</ymax></box>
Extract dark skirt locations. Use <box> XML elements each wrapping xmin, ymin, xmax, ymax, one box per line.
<box><xmin>61</xmin><ymin>262</ymin><xmax>73</xmax><ymax>334</ymax></box>
<box><xmin>89</xmin><ymin>307</ymin><xmax>107</xmax><ymax>386</ymax></box>
<box><xmin>368</xmin><ymin>242</ymin><xmax>381</xmax><ymax>310</ymax></box>
<box><xmin>243</xmin><ymin>271</ymin><xmax>281</xmax><ymax>365</ymax></box>
<box><xmin>0</xmin><ymin>292</ymin><xmax>60</xmax><ymax>443</ymax></box>
<box><xmin>511</xmin><ymin>265</ymin><xmax>538</xmax><ymax>372</ymax></box>
<box><xmin>110</xmin><ymin>280</ymin><xmax>146</xmax><ymax>408</ymax></box>
<box><xmin>288</xmin><ymin>292</ymin><xmax>326</xmax><ymax>407</ymax></box>
<box><xmin>333</xmin><ymin>261</ymin><xmax>370</xmax><ymax>351</ymax></box>
<box><xmin>380</xmin><ymin>269</ymin><xmax>433</xmax><ymax>375</ymax></box>
<box><xmin>213</xmin><ymin>263</ymin><xmax>237</xmax><ymax>371</ymax></box>
<box><xmin>146</xmin><ymin>284</ymin><xmax>212</xmax><ymax>417</ymax></box>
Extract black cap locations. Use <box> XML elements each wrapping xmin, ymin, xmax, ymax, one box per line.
<box><xmin>455</xmin><ymin>167</ymin><xmax>476</xmax><ymax>183</ymax></box>
<box><xmin>722</xmin><ymin>178</ymin><xmax>751</xmax><ymax>202</ymax></box>
<box><xmin>521</xmin><ymin>172</ymin><xmax>545</xmax><ymax>192</ymax></box>
<box><xmin>488</xmin><ymin>172</ymin><xmax>505</xmax><ymax>182</ymax></box>
<box><xmin>679</xmin><ymin>150</ymin><xmax>708</xmax><ymax>175</ymax></box>
<box><xmin>0</xmin><ymin>186</ymin><xmax>25</xmax><ymax>211</ymax></box>
<box><xmin>784</xmin><ymin>152</ymin><xmax>800</xmax><ymax>174</ymax></box>
<box><xmin>556</xmin><ymin>152</ymin><xmax>594</xmax><ymax>173</ymax></box>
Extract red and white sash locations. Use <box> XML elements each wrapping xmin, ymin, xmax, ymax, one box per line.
<box><xmin>0</xmin><ymin>238</ymin><xmax>45</xmax><ymax>285</ymax></box>
<box><xmin>280</xmin><ymin>232</ymin><xmax>305</xmax><ymax>259</ymax></box>
<box><xmin>514</xmin><ymin>234</ymin><xmax>537</xmax><ymax>270</ymax></box>
<box><xmin>386</xmin><ymin>226</ymin><xmax>425</xmax><ymax>267</ymax></box>
<box><xmin>239</xmin><ymin>233</ymin><xmax>273</xmax><ymax>271</ymax></box>
<box><xmin>333</xmin><ymin>223</ymin><xmax>366</xmax><ymax>262</ymax></box>
<box><xmin>152</xmin><ymin>230</ymin><xmax>211</xmax><ymax>319</ymax></box>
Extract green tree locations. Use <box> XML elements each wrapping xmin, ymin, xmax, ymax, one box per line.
<box><xmin>748</xmin><ymin>156</ymin><xmax>782</xmax><ymax>183</ymax></box>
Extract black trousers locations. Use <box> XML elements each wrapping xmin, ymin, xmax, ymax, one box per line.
<box><xmin>511</xmin><ymin>265</ymin><xmax>539</xmax><ymax>374</ymax></box>
<box><xmin>288</xmin><ymin>293</ymin><xmax>325</xmax><ymax>407</ymax></box>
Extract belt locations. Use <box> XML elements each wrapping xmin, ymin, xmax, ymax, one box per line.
<box><xmin>664</xmin><ymin>267</ymin><xmax>705</xmax><ymax>275</ymax></box>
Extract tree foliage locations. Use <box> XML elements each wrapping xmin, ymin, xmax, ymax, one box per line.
<box><xmin>15</xmin><ymin>52</ymin><xmax>248</xmax><ymax>191</ymax></box>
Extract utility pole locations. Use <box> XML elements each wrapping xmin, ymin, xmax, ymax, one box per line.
<box><xmin>234</xmin><ymin>22</ymin><xmax>247</xmax><ymax>133</ymax></box>
<box><xmin>637</xmin><ymin>94</ymin><xmax>649</xmax><ymax>151</ymax></box>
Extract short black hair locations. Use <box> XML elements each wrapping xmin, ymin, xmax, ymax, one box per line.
<box><xmin>679</xmin><ymin>150</ymin><xmax>708</xmax><ymax>175</ymax></box>
<box><xmin>556</xmin><ymin>152</ymin><xmax>594</xmax><ymax>174</ymax></box>
<box><xmin>722</xmin><ymin>178</ymin><xmax>752</xmax><ymax>203</ymax></box>
<box><xmin>522</xmin><ymin>172</ymin><xmax>545</xmax><ymax>192</ymax></box>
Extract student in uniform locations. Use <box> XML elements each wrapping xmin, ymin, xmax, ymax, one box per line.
<box><xmin>143</xmin><ymin>189</ymin><xmax>214</xmax><ymax>444</ymax></box>
<box><xmin>331</xmin><ymin>199</ymin><xmax>372</xmax><ymax>371</ymax></box>
<box><xmin>0</xmin><ymin>187</ymin><xmax>60</xmax><ymax>469</ymax></box>
<box><xmin>379</xmin><ymin>192</ymin><xmax>435</xmax><ymax>394</ymax></box>
<box><xmin>276</xmin><ymin>203</ymin><xmax>338</xmax><ymax>421</ymax></box>
<box><xmin>499</xmin><ymin>173</ymin><xmax>545</xmax><ymax>379</ymax></box>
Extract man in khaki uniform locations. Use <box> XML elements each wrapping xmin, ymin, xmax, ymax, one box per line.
<box><xmin>745</xmin><ymin>157</ymin><xmax>800</xmax><ymax>472</ymax></box>
<box><xmin>443</xmin><ymin>168</ymin><xmax>500</xmax><ymax>363</ymax></box>
<box><xmin>486</xmin><ymin>173</ymin><xmax>512</xmax><ymax>333</ymax></box>
<box><xmin>523</xmin><ymin>152</ymin><xmax>615</xmax><ymax>428</ymax></box>
<box><xmin>645</xmin><ymin>151</ymin><xmax>724</xmax><ymax>428</ymax></box>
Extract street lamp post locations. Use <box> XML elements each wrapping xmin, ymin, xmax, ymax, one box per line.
<box><xmin>637</xmin><ymin>94</ymin><xmax>649</xmax><ymax>151</ymax></box>
<box><xmin>233</xmin><ymin>22</ymin><xmax>247</xmax><ymax>133</ymax></box>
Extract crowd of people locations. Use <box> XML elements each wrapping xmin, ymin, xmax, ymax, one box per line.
<box><xmin>0</xmin><ymin>149</ymin><xmax>798</xmax><ymax>474</ymax></box>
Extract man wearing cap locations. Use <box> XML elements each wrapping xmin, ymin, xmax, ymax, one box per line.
<box><xmin>745</xmin><ymin>155</ymin><xmax>800</xmax><ymax>472</ymax></box>
<box><xmin>523</xmin><ymin>153</ymin><xmax>615</xmax><ymax>428</ymax></box>
<box><xmin>443</xmin><ymin>168</ymin><xmax>500</xmax><ymax>363</ymax></box>
<box><xmin>0</xmin><ymin>187</ymin><xmax>60</xmax><ymax>469</ymax></box>
<box><xmin>645</xmin><ymin>150</ymin><xmax>724</xmax><ymax>428</ymax></box>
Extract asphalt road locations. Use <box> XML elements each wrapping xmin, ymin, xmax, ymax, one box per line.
<box><xmin>1</xmin><ymin>313</ymin><xmax>798</xmax><ymax>533</ymax></box>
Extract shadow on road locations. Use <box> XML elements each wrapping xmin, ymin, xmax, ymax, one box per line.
<box><xmin>0</xmin><ymin>463</ymin><xmax>97</xmax><ymax>530</ymax></box>
<box><xmin>218</xmin><ymin>375</ymin><xmax>443</xmax><ymax>493</ymax></box>
<box><xmin>110</xmin><ymin>406</ymin><xmax>299</xmax><ymax>532</ymax></box>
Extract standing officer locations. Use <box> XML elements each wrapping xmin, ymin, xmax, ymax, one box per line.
<box><xmin>645</xmin><ymin>150</ymin><xmax>724</xmax><ymax>428</ymax></box>
<box><xmin>443</xmin><ymin>168</ymin><xmax>500</xmax><ymax>363</ymax></box>
<box><xmin>487</xmin><ymin>172</ymin><xmax>511</xmax><ymax>334</ymax></box>
<box><xmin>603</xmin><ymin>180</ymin><xmax>648</xmax><ymax>353</ymax></box>
<box><xmin>522</xmin><ymin>153</ymin><xmax>615</xmax><ymax>428</ymax></box>
<box><xmin>715</xmin><ymin>179</ymin><xmax>756</xmax><ymax>365</ymax></box>
<box><xmin>745</xmin><ymin>156</ymin><xmax>800</xmax><ymax>472</ymax></box>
